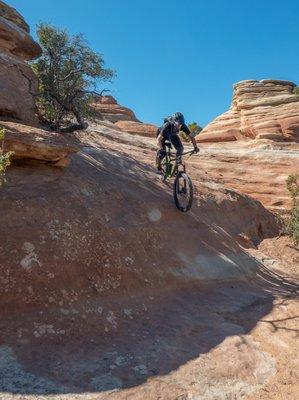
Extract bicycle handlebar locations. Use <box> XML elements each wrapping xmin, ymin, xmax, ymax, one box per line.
<box><xmin>182</xmin><ymin>150</ymin><xmax>196</xmax><ymax>156</ymax></box>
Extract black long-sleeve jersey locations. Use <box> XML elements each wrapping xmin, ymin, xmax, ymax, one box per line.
<box><xmin>156</xmin><ymin>121</ymin><xmax>191</xmax><ymax>139</ymax></box>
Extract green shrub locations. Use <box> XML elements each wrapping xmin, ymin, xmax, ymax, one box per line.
<box><xmin>286</xmin><ymin>174</ymin><xmax>299</xmax><ymax>245</ymax></box>
<box><xmin>32</xmin><ymin>23</ymin><xmax>115</xmax><ymax>131</ymax></box>
<box><xmin>188</xmin><ymin>122</ymin><xmax>203</xmax><ymax>137</ymax></box>
<box><xmin>0</xmin><ymin>128</ymin><xmax>13</xmax><ymax>186</ymax></box>
<box><xmin>179</xmin><ymin>122</ymin><xmax>202</xmax><ymax>142</ymax></box>
<box><xmin>178</xmin><ymin>131</ymin><xmax>190</xmax><ymax>142</ymax></box>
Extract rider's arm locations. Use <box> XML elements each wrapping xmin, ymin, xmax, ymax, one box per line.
<box><xmin>181</xmin><ymin>124</ymin><xmax>191</xmax><ymax>136</ymax></box>
<box><xmin>190</xmin><ymin>135</ymin><xmax>199</xmax><ymax>152</ymax></box>
<box><xmin>181</xmin><ymin>124</ymin><xmax>199</xmax><ymax>152</ymax></box>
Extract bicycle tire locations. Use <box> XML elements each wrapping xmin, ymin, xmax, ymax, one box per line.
<box><xmin>173</xmin><ymin>172</ymin><xmax>193</xmax><ymax>212</ymax></box>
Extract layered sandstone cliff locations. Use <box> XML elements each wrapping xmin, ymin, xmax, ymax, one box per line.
<box><xmin>1</xmin><ymin>121</ymin><xmax>77</xmax><ymax>166</ymax></box>
<box><xmin>92</xmin><ymin>95</ymin><xmax>157</xmax><ymax>136</ymax></box>
<box><xmin>92</xmin><ymin>95</ymin><xmax>140</xmax><ymax>123</ymax></box>
<box><xmin>199</xmin><ymin>79</ymin><xmax>299</xmax><ymax>143</ymax></box>
<box><xmin>0</xmin><ymin>1</ymin><xmax>41</xmax><ymax>125</ymax></box>
<box><xmin>0</xmin><ymin>1</ymin><xmax>77</xmax><ymax>166</ymax></box>
<box><xmin>114</xmin><ymin>120</ymin><xmax>157</xmax><ymax>137</ymax></box>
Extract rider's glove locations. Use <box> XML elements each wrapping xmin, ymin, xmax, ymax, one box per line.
<box><xmin>194</xmin><ymin>146</ymin><xmax>199</xmax><ymax>154</ymax></box>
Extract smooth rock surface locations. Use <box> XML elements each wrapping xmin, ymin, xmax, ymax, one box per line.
<box><xmin>0</xmin><ymin>126</ymin><xmax>297</xmax><ymax>400</ymax></box>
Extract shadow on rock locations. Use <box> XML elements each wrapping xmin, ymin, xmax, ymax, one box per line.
<box><xmin>0</xmin><ymin>144</ymin><xmax>298</xmax><ymax>397</ymax></box>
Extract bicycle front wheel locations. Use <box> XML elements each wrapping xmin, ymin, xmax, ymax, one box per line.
<box><xmin>173</xmin><ymin>172</ymin><xmax>193</xmax><ymax>212</ymax></box>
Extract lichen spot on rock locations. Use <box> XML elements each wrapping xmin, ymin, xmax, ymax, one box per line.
<box><xmin>20</xmin><ymin>242</ymin><xmax>42</xmax><ymax>270</ymax></box>
<box><xmin>147</xmin><ymin>208</ymin><xmax>162</xmax><ymax>222</ymax></box>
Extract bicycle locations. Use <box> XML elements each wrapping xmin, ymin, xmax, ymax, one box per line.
<box><xmin>156</xmin><ymin>141</ymin><xmax>196</xmax><ymax>212</ymax></box>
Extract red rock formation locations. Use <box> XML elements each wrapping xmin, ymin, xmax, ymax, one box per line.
<box><xmin>92</xmin><ymin>95</ymin><xmax>140</xmax><ymax>123</ymax></box>
<box><xmin>0</xmin><ymin>0</ymin><xmax>29</xmax><ymax>32</ymax></box>
<box><xmin>199</xmin><ymin>79</ymin><xmax>299</xmax><ymax>143</ymax></box>
<box><xmin>1</xmin><ymin>121</ymin><xmax>77</xmax><ymax>167</ymax></box>
<box><xmin>92</xmin><ymin>95</ymin><xmax>158</xmax><ymax>136</ymax></box>
<box><xmin>195</xmin><ymin>141</ymin><xmax>299</xmax><ymax>214</ymax></box>
<box><xmin>0</xmin><ymin>5</ymin><xmax>297</xmax><ymax>398</ymax></box>
<box><xmin>2</xmin><ymin>127</ymin><xmax>298</xmax><ymax>399</ymax></box>
<box><xmin>0</xmin><ymin>1</ymin><xmax>41</xmax><ymax>125</ymax></box>
<box><xmin>0</xmin><ymin>1</ymin><xmax>41</xmax><ymax>59</ymax></box>
<box><xmin>115</xmin><ymin>120</ymin><xmax>157</xmax><ymax>137</ymax></box>
<box><xmin>0</xmin><ymin>129</ymin><xmax>280</xmax><ymax>325</ymax></box>
<box><xmin>0</xmin><ymin>2</ymin><xmax>76</xmax><ymax>166</ymax></box>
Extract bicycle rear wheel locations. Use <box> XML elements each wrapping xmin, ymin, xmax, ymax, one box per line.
<box><xmin>173</xmin><ymin>172</ymin><xmax>193</xmax><ymax>212</ymax></box>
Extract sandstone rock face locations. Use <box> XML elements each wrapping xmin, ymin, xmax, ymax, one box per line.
<box><xmin>0</xmin><ymin>2</ymin><xmax>76</xmax><ymax>167</ymax></box>
<box><xmin>0</xmin><ymin>128</ymin><xmax>297</xmax><ymax>399</ymax></box>
<box><xmin>115</xmin><ymin>120</ymin><xmax>157</xmax><ymax>137</ymax></box>
<box><xmin>92</xmin><ymin>95</ymin><xmax>140</xmax><ymax>123</ymax></box>
<box><xmin>1</xmin><ymin>121</ymin><xmax>77</xmax><ymax>166</ymax></box>
<box><xmin>199</xmin><ymin>79</ymin><xmax>299</xmax><ymax>142</ymax></box>
<box><xmin>196</xmin><ymin>141</ymin><xmax>299</xmax><ymax>214</ymax></box>
<box><xmin>0</xmin><ymin>0</ymin><xmax>29</xmax><ymax>32</ymax></box>
<box><xmin>0</xmin><ymin>52</ymin><xmax>39</xmax><ymax>123</ymax></box>
<box><xmin>0</xmin><ymin>1</ymin><xmax>41</xmax><ymax>125</ymax></box>
<box><xmin>91</xmin><ymin>95</ymin><xmax>158</xmax><ymax>136</ymax></box>
<box><xmin>0</xmin><ymin>1</ymin><xmax>41</xmax><ymax>60</ymax></box>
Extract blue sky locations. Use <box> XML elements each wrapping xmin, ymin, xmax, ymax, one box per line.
<box><xmin>8</xmin><ymin>0</ymin><xmax>299</xmax><ymax>127</ymax></box>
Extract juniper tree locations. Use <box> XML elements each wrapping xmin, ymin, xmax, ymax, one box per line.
<box><xmin>32</xmin><ymin>23</ymin><xmax>115</xmax><ymax>131</ymax></box>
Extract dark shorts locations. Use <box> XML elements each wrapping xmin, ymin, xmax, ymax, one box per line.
<box><xmin>161</xmin><ymin>134</ymin><xmax>183</xmax><ymax>155</ymax></box>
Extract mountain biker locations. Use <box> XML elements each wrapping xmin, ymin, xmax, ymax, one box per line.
<box><xmin>156</xmin><ymin>112</ymin><xmax>199</xmax><ymax>172</ymax></box>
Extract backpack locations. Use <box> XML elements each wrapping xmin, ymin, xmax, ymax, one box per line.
<box><xmin>156</xmin><ymin>116</ymin><xmax>172</xmax><ymax>137</ymax></box>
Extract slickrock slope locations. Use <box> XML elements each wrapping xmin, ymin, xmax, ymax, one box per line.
<box><xmin>199</xmin><ymin>79</ymin><xmax>299</xmax><ymax>143</ymax></box>
<box><xmin>92</xmin><ymin>95</ymin><xmax>157</xmax><ymax>136</ymax></box>
<box><xmin>0</xmin><ymin>1</ymin><xmax>41</xmax><ymax>125</ymax></box>
<box><xmin>0</xmin><ymin>124</ymin><xmax>297</xmax><ymax>400</ymax></box>
<box><xmin>93</xmin><ymin>122</ymin><xmax>298</xmax><ymax>214</ymax></box>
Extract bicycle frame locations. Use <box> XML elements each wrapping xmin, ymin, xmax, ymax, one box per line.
<box><xmin>162</xmin><ymin>146</ymin><xmax>194</xmax><ymax>179</ymax></box>
<box><xmin>158</xmin><ymin>143</ymin><xmax>196</xmax><ymax>211</ymax></box>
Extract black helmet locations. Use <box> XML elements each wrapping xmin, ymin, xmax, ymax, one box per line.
<box><xmin>172</xmin><ymin>112</ymin><xmax>185</xmax><ymax>125</ymax></box>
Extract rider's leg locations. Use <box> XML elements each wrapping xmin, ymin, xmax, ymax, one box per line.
<box><xmin>156</xmin><ymin>134</ymin><xmax>166</xmax><ymax>171</ymax></box>
<box><xmin>170</xmin><ymin>135</ymin><xmax>184</xmax><ymax>163</ymax></box>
